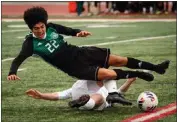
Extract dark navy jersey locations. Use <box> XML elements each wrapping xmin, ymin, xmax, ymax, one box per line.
<box><xmin>8</xmin><ymin>23</ymin><xmax>81</xmax><ymax>75</ymax></box>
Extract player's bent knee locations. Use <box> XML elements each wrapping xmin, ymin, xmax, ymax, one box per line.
<box><xmin>79</xmin><ymin>98</ymin><xmax>95</xmax><ymax>110</ymax></box>
<box><xmin>98</xmin><ymin>68</ymin><xmax>117</xmax><ymax>81</ymax></box>
<box><xmin>90</xmin><ymin>94</ymin><xmax>104</xmax><ymax>106</ymax></box>
<box><xmin>90</xmin><ymin>94</ymin><xmax>107</xmax><ymax>111</ymax></box>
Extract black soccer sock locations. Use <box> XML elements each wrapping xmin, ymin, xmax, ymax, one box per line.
<box><xmin>113</xmin><ymin>69</ymin><xmax>139</xmax><ymax>80</ymax></box>
<box><xmin>126</xmin><ymin>57</ymin><xmax>156</xmax><ymax>71</ymax></box>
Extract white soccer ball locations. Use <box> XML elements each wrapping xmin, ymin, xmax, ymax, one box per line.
<box><xmin>137</xmin><ymin>91</ymin><xmax>158</xmax><ymax>112</ymax></box>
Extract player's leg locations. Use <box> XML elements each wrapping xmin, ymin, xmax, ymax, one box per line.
<box><xmin>68</xmin><ymin>94</ymin><xmax>91</xmax><ymax>108</ymax></box>
<box><xmin>70</xmin><ymin>46</ymin><xmax>153</xmax><ymax>81</ymax></box>
<box><xmin>69</xmin><ymin>94</ymin><xmax>105</xmax><ymax>110</ymax></box>
<box><xmin>73</xmin><ymin>67</ymin><xmax>153</xmax><ymax>105</ymax></box>
<box><xmin>108</xmin><ymin>54</ymin><xmax>170</xmax><ymax>74</ymax></box>
<box><xmin>69</xmin><ymin>80</ymin><xmax>91</xmax><ymax>108</ymax></box>
<box><xmin>98</xmin><ymin>68</ymin><xmax>154</xmax><ymax>105</ymax></box>
<box><xmin>106</xmin><ymin>78</ymin><xmax>137</xmax><ymax>106</ymax></box>
<box><xmin>97</xmin><ymin>68</ymin><xmax>135</xmax><ymax>105</ymax></box>
<box><xmin>69</xmin><ymin>66</ymin><xmax>153</xmax><ymax>105</ymax></box>
<box><xmin>78</xmin><ymin>94</ymin><xmax>104</xmax><ymax>110</ymax></box>
<box><xmin>68</xmin><ymin>61</ymin><xmax>153</xmax><ymax>82</ymax></box>
<box><xmin>69</xmin><ymin>79</ymin><xmax>104</xmax><ymax>110</ymax></box>
<box><xmin>114</xmin><ymin>78</ymin><xmax>136</xmax><ymax>103</ymax></box>
<box><xmin>103</xmin><ymin>79</ymin><xmax>132</xmax><ymax>105</ymax></box>
<box><xmin>97</xmin><ymin>68</ymin><xmax>154</xmax><ymax>82</ymax></box>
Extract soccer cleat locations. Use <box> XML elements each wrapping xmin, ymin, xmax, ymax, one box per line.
<box><xmin>154</xmin><ymin>60</ymin><xmax>170</xmax><ymax>74</ymax></box>
<box><xmin>68</xmin><ymin>94</ymin><xmax>90</xmax><ymax>108</ymax></box>
<box><xmin>137</xmin><ymin>71</ymin><xmax>154</xmax><ymax>82</ymax></box>
<box><xmin>106</xmin><ymin>92</ymin><xmax>132</xmax><ymax>105</ymax></box>
<box><xmin>119</xmin><ymin>93</ymin><xmax>125</xmax><ymax>99</ymax></box>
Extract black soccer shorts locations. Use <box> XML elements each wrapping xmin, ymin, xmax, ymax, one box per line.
<box><xmin>53</xmin><ymin>45</ymin><xmax>110</xmax><ymax>81</ymax></box>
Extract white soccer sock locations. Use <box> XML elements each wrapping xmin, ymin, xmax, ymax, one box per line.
<box><xmin>79</xmin><ymin>98</ymin><xmax>95</xmax><ymax>110</ymax></box>
<box><xmin>103</xmin><ymin>80</ymin><xmax>117</xmax><ymax>93</ymax></box>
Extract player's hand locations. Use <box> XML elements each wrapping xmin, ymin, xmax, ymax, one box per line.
<box><xmin>76</xmin><ymin>31</ymin><xmax>91</xmax><ymax>37</ymax></box>
<box><xmin>7</xmin><ymin>74</ymin><xmax>20</xmax><ymax>81</ymax></box>
<box><xmin>26</xmin><ymin>89</ymin><xmax>42</xmax><ymax>99</ymax></box>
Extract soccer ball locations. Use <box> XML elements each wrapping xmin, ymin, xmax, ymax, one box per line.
<box><xmin>137</xmin><ymin>91</ymin><xmax>158</xmax><ymax>112</ymax></box>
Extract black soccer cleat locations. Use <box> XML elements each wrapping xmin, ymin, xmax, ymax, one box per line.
<box><xmin>106</xmin><ymin>92</ymin><xmax>132</xmax><ymax>105</ymax></box>
<box><xmin>154</xmin><ymin>60</ymin><xmax>170</xmax><ymax>74</ymax></box>
<box><xmin>137</xmin><ymin>71</ymin><xmax>154</xmax><ymax>82</ymax></box>
<box><xmin>68</xmin><ymin>94</ymin><xmax>90</xmax><ymax>108</ymax></box>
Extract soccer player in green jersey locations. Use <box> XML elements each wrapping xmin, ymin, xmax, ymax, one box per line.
<box><xmin>7</xmin><ymin>6</ymin><xmax>170</xmax><ymax>105</ymax></box>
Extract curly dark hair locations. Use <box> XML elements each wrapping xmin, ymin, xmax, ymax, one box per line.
<box><xmin>23</xmin><ymin>6</ymin><xmax>48</xmax><ymax>29</ymax></box>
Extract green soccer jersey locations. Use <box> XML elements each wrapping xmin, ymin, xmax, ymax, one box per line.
<box><xmin>33</xmin><ymin>27</ymin><xmax>66</xmax><ymax>58</ymax></box>
<box><xmin>8</xmin><ymin>22</ymin><xmax>81</xmax><ymax>75</ymax></box>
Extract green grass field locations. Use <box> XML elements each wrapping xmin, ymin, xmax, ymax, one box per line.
<box><xmin>2</xmin><ymin>20</ymin><xmax>176</xmax><ymax>122</ymax></box>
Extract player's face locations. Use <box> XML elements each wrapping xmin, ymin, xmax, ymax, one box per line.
<box><xmin>32</xmin><ymin>22</ymin><xmax>46</xmax><ymax>39</ymax></box>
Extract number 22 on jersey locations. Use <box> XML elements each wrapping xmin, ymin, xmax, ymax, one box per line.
<box><xmin>45</xmin><ymin>40</ymin><xmax>59</xmax><ymax>53</ymax></box>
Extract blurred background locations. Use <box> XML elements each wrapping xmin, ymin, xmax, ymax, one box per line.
<box><xmin>2</xmin><ymin>1</ymin><xmax>177</xmax><ymax>18</ymax></box>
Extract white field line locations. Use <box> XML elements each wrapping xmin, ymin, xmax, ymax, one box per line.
<box><xmin>106</xmin><ymin>36</ymin><xmax>117</xmax><ymax>39</ymax></box>
<box><xmin>6</xmin><ymin>24</ymin><xmax>136</xmax><ymax>35</ymax></box>
<box><xmin>131</xmin><ymin>105</ymin><xmax>177</xmax><ymax>122</ymax></box>
<box><xmin>2</xmin><ymin>29</ymin><xmax>29</xmax><ymax>33</ymax></box>
<box><xmin>82</xmin><ymin>35</ymin><xmax>176</xmax><ymax>47</ymax></box>
<box><xmin>2</xmin><ymin>35</ymin><xmax>175</xmax><ymax>63</ymax></box>
<box><xmin>87</xmin><ymin>25</ymin><xmax>136</xmax><ymax>28</ymax></box>
<box><xmin>18</xmin><ymin>68</ymin><xmax>27</xmax><ymax>72</ymax></box>
<box><xmin>2</xmin><ymin>58</ymin><xmax>15</xmax><ymax>62</ymax></box>
<box><xmin>17</xmin><ymin>36</ymin><xmax>25</xmax><ymax>39</ymax></box>
<box><xmin>2</xmin><ymin>18</ymin><xmax>176</xmax><ymax>22</ymax></box>
<box><xmin>8</xmin><ymin>25</ymin><xmax>28</xmax><ymax>28</ymax></box>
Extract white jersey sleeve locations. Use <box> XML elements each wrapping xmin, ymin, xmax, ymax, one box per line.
<box><xmin>57</xmin><ymin>88</ymin><xmax>72</xmax><ymax>100</ymax></box>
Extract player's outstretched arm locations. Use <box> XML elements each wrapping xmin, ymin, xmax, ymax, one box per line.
<box><xmin>26</xmin><ymin>88</ymin><xmax>72</xmax><ymax>101</ymax></box>
<box><xmin>7</xmin><ymin>39</ymin><xmax>33</xmax><ymax>81</ymax></box>
<box><xmin>26</xmin><ymin>89</ymin><xmax>60</xmax><ymax>101</ymax></box>
<box><xmin>7</xmin><ymin>74</ymin><xmax>21</xmax><ymax>81</ymax></box>
<box><xmin>118</xmin><ymin>78</ymin><xmax>137</xmax><ymax>93</ymax></box>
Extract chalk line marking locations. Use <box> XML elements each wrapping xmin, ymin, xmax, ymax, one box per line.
<box><xmin>106</xmin><ymin>36</ymin><xmax>117</xmax><ymax>39</ymax></box>
<box><xmin>82</xmin><ymin>35</ymin><xmax>176</xmax><ymax>46</ymax></box>
<box><xmin>86</xmin><ymin>24</ymin><xmax>137</xmax><ymax>28</ymax></box>
<box><xmin>2</xmin><ymin>29</ymin><xmax>29</xmax><ymax>33</ymax></box>
<box><xmin>121</xmin><ymin>102</ymin><xmax>176</xmax><ymax>122</ymax></box>
<box><xmin>7</xmin><ymin>24</ymin><xmax>27</xmax><ymax>28</ymax></box>
<box><xmin>2</xmin><ymin>58</ymin><xmax>15</xmax><ymax>62</ymax></box>
<box><xmin>18</xmin><ymin>68</ymin><xmax>27</xmax><ymax>72</ymax></box>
